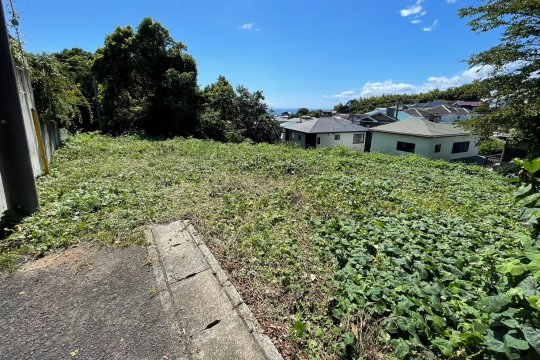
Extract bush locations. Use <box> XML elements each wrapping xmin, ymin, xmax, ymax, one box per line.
<box><xmin>479</xmin><ymin>139</ymin><xmax>505</xmax><ymax>155</ymax></box>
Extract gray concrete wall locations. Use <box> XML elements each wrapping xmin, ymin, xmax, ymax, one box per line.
<box><xmin>0</xmin><ymin>67</ymin><xmax>65</xmax><ymax>214</ymax></box>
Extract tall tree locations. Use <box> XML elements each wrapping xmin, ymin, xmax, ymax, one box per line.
<box><xmin>53</xmin><ymin>48</ymin><xmax>96</xmax><ymax>130</ymax></box>
<box><xmin>92</xmin><ymin>18</ymin><xmax>199</xmax><ymax>135</ymax></box>
<box><xmin>202</xmin><ymin>75</ymin><xmax>236</xmax><ymax>121</ymax></box>
<box><xmin>459</xmin><ymin>0</ymin><xmax>540</xmax><ymax>154</ymax></box>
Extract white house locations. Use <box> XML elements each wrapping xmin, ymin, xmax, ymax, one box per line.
<box><xmin>282</xmin><ymin>117</ymin><xmax>370</xmax><ymax>151</ymax></box>
<box><xmin>404</xmin><ymin>105</ymin><xmax>471</xmax><ymax>124</ymax></box>
<box><xmin>370</xmin><ymin>119</ymin><xmax>479</xmax><ymax>161</ymax></box>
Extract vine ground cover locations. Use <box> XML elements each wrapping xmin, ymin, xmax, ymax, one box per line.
<box><xmin>0</xmin><ymin>134</ymin><xmax>524</xmax><ymax>358</ymax></box>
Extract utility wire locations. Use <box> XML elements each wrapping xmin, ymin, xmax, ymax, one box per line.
<box><xmin>6</xmin><ymin>0</ymin><xmax>26</xmax><ymax>66</ymax></box>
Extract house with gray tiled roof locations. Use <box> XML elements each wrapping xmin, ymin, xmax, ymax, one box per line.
<box><xmin>370</xmin><ymin>119</ymin><xmax>479</xmax><ymax>160</ymax></box>
<box><xmin>281</xmin><ymin>117</ymin><xmax>370</xmax><ymax>151</ymax></box>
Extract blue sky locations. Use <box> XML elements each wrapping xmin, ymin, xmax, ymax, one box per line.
<box><xmin>6</xmin><ymin>0</ymin><xmax>499</xmax><ymax>109</ymax></box>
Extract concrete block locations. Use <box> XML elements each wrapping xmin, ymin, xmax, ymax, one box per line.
<box><xmin>191</xmin><ymin>313</ymin><xmax>266</xmax><ymax>360</ymax></box>
<box><xmin>161</xmin><ymin>242</ymin><xmax>209</xmax><ymax>283</ymax></box>
<box><xmin>169</xmin><ymin>269</ymin><xmax>233</xmax><ymax>336</ymax></box>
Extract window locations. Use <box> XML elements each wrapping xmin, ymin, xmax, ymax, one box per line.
<box><xmin>317</xmin><ymin>137</ymin><xmax>320</xmax><ymax>145</ymax></box>
<box><xmin>334</xmin><ymin>134</ymin><xmax>341</xmax><ymax>140</ymax></box>
<box><xmin>353</xmin><ymin>133</ymin><xmax>365</xmax><ymax>144</ymax></box>
<box><xmin>452</xmin><ymin>141</ymin><xmax>469</xmax><ymax>153</ymax></box>
<box><xmin>434</xmin><ymin>144</ymin><xmax>441</xmax><ymax>153</ymax></box>
<box><xmin>396</xmin><ymin>141</ymin><xmax>416</xmax><ymax>153</ymax></box>
<box><xmin>297</xmin><ymin>134</ymin><xmax>302</xmax><ymax>141</ymax></box>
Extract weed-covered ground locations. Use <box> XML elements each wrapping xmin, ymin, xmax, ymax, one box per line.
<box><xmin>0</xmin><ymin>134</ymin><xmax>523</xmax><ymax>359</ymax></box>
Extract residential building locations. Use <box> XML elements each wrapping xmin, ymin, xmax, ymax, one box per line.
<box><xmin>370</xmin><ymin>119</ymin><xmax>479</xmax><ymax>161</ymax></box>
<box><xmin>282</xmin><ymin>117</ymin><xmax>370</xmax><ymax>151</ymax></box>
<box><xmin>403</xmin><ymin>105</ymin><xmax>471</xmax><ymax>124</ymax></box>
<box><xmin>453</xmin><ymin>101</ymin><xmax>485</xmax><ymax>110</ymax></box>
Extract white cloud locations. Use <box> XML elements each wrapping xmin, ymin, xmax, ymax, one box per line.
<box><xmin>422</xmin><ymin>20</ymin><xmax>439</xmax><ymax>32</ymax></box>
<box><xmin>359</xmin><ymin>81</ymin><xmax>419</xmax><ymax>97</ymax></box>
<box><xmin>410</xmin><ymin>19</ymin><xmax>421</xmax><ymax>24</ymax></box>
<box><xmin>356</xmin><ymin>65</ymin><xmax>493</xmax><ymax>98</ymax></box>
<box><xmin>422</xmin><ymin>19</ymin><xmax>439</xmax><ymax>32</ymax></box>
<box><xmin>331</xmin><ymin>90</ymin><xmax>357</xmax><ymax>99</ymax></box>
<box><xmin>240</xmin><ymin>23</ymin><xmax>260</xmax><ymax>31</ymax></box>
<box><xmin>400</xmin><ymin>0</ymin><xmax>425</xmax><ymax>17</ymax></box>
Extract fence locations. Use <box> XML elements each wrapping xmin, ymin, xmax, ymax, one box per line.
<box><xmin>0</xmin><ymin>66</ymin><xmax>66</xmax><ymax>213</ymax></box>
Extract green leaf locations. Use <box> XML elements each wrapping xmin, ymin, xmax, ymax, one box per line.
<box><xmin>504</xmin><ymin>330</ymin><xmax>529</xmax><ymax>350</ymax></box>
<box><xmin>515</xmin><ymin>184</ymin><xmax>533</xmax><ymax>199</ymax></box>
<box><xmin>478</xmin><ymin>294</ymin><xmax>511</xmax><ymax>312</ymax></box>
<box><xmin>527</xmin><ymin>296</ymin><xmax>540</xmax><ymax>310</ymax></box>
<box><xmin>523</xmin><ymin>158</ymin><xmax>540</xmax><ymax>175</ymax></box>
<box><xmin>522</xmin><ymin>324</ymin><xmax>540</xmax><ymax>354</ymax></box>
<box><xmin>392</xmin><ymin>339</ymin><xmax>410</xmax><ymax>359</ymax></box>
<box><xmin>432</xmin><ymin>337</ymin><xmax>453</xmax><ymax>357</ymax></box>
<box><xmin>497</xmin><ymin>259</ymin><xmax>527</xmax><ymax>276</ymax></box>
<box><xmin>518</xmin><ymin>277</ymin><xmax>540</xmax><ymax>297</ymax></box>
<box><xmin>524</xmin><ymin>248</ymin><xmax>540</xmax><ymax>262</ymax></box>
<box><xmin>342</xmin><ymin>331</ymin><xmax>355</xmax><ymax>346</ymax></box>
<box><xmin>527</xmin><ymin>260</ymin><xmax>540</xmax><ymax>280</ymax></box>
<box><xmin>486</xmin><ymin>330</ymin><xmax>505</xmax><ymax>353</ymax></box>
<box><xmin>427</xmin><ymin>314</ymin><xmax>446</xmax><ymax>334</ymax></box>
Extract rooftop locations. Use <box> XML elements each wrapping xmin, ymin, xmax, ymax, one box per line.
<box><xmin>370</xmin><ymin>119</ymin><xmax>471</xmax><ymax>138</ymax></box>
<box><xmin>281</xmin><ymin>117</ymin><xmax>369</xmax><ymax>134</ymax></box>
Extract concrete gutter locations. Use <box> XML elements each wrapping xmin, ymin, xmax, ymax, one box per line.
<box><xmin>146</xmin><ymin>220</ymin><xmax>283</xmax><ymax>360</ymax></box>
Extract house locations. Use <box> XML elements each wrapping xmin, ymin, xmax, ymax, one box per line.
<box><xmin>282</xmin><ymin>117</ymin><xmax>370</xmax><ymax>151</ymax></box>
<box><xmin>359</xmin><ymin>107</ymin><xmax>426</xmax><ymax>122</ymax></box>
<box><xmin>403</xmin><ymin>105</ymin><xmax>471</xmax><ymax>124</ymax></box>
<box><xmin>370</xmin><ymin>119</ymin><xmax>479</xmax><ymax>161</ymax></box>
<box><xmin>403</xmin><ymin>101</ymin><xmax>448</xmax><ymax>109</ymax></box>
<box><xmin>453</xmin><ymin>101</ymin><xmax>485</xmax><ymax>110</ymax></box>
<box><xmin>355</xmin><ymin>110</ymin><xmax>397</xmax><ymax>128</ymax></box>
<box><xmin>395</xmin><ymin>111</ymin><xmax>426</xmax><ymax>122</ymax></box>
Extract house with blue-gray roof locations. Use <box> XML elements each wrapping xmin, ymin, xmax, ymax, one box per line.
<box><xmin>281</xmin><ymin>117</ymin><xmax>370</xmax><ymax>151</ymax></box>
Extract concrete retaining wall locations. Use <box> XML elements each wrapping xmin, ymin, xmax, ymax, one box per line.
<box><xmin>0</xmin><ymin>67</ymin><xmax>65</xmax><ymax>214</ymax></box>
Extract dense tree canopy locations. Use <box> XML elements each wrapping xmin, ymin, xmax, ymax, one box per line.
<box><xmin>295</xmin><ymin>107</ymin><xmax>310</xmax><ymax>117</ymax></box>
<box><xmin>53</xmin><ymin>48</ymin><xmax>96</xmax><ymax>130</ymax></box>
<box><xmin>92</xmin><ymin>18</ymin><xmax>199</xmax><ymax>135</ymax></box>
<box><xmin>199</xmin><ymin>76</ymin><xmax>281</xmax><ymax>143</ymax></box>
<box><xmin>459</xmin><ymin>0</ymin><xmax>540</xmax><ymax>153</ymax></box>
<box><xmin>27</xmin><ymin>53</ymin><xmax>91</xmax><ymax>129</ymax></box>
<box><xmin>16</xmin><ymin>18</ymin><xmax>283</xmax><ymax>143</ymax></box>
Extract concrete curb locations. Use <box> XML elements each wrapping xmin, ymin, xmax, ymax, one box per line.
<box><xmin>146</xmin><ymin>220</ymin><xmax>283</xmax><ymax>360</ymax></box>
<box><xmin>184</xmin><ymin>222</ymin><xmax>283</xmax><ymax>360</ymax></box>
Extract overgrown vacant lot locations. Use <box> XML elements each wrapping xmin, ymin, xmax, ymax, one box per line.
<box><xmin>1</xmin><ymin>134</ymin><xmax>523</xmax><ymax>359</ymax></box>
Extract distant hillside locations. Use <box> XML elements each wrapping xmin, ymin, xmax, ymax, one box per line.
<box><xmin>336</xmin><ymin>82</ymin><xmax>488</xmax><ymax>114</ymax></box>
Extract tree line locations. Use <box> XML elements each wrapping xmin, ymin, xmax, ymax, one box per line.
<box><xmin>333</xmin><ymin>82</ymin><xmax>489</xmax><ymax>115</ymax></box>
<box><xmin>18</xmin><ymin>18</ymin><xmax>281</xmax><ymax>143</ymax></box>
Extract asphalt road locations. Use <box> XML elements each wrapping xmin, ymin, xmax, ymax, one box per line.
<box><xmin>0</xmin><ymin>246</ymin><xmax>177</xmax><ymax>360</ymax></box>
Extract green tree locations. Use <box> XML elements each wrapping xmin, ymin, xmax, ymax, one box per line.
<box><xmin>295</xmin><ymin>107</ymin><xmax>310</xmax><ymax>117</ymax></box>
<box><xmin>53</xmin><ymin>48</ymin><xmax>96</xmax><ymax>130</ymax></box>
<box><xmin>199</xmin><ymin>76</ymin><xmax>280</xmax><ymax>143</ymax></box>
<box><xmin>202</xmin><ymin>75</ymin><xmax>236</xmax><ymax>121</ymax></box>
<box><xmin>334</xmin><ymin>103</ymin><xmax>349</xmax><ymax>113</ymax></box>
<box><xmin>93</xmin><ymin>18</ymin><xmax>199</xmax><ymax>135</ymax></box>
<box><xmin>459</xmin><ymin>0</ymin><xmax>540</xmax><ymax>154</ymax></box>
<box><xmin>234</xmin><ymin>86</ymin><xmax>280</xmax><ymax>143</ymax></box>
<box><xmin>27</xmin><ymin>53</ymin><xmax>90</xmax><ymax>129</ymax></box>
<box><xmin>310</xmin><ymin>109</ymin><xmax>323</xmax><ymax>118</ymax></box>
